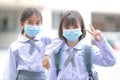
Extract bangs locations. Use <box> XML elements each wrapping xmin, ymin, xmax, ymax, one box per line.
<box><xmin>62</xmin><ymin>14</ymin><xmax>79</xmax><ymax>28</ymax></box>
<box><xmin>58</xmin><ymin>10</ymin><xmax>86</xmax><ymax>40</ymax></box>
<box><xmin>21</xmin><ymin>8</ymin><xmax>42</xmax><ymax>23</ymax></box>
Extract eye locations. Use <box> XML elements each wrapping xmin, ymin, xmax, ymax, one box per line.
<box><xmin>62</xmin><ymin>25</ymin><xmax>68</xmax><ymax>29</ymax></box>
<box><xmin>28</xmin><ymin>21</ymin><xmax>33</xmax><ymax>25</ymax></box>
<box><xmin>36</xmin><ymin>21</ymin><xmax>41</xmax><ymax>26</ymax></box>
<box><xmin>73</xmin><ymin>25</ymin><xmax>78</xmax><ymax>28</ymax></box>
<box><xmin>74</xmin><ymin>26</ymin><xmax>78</xmax><ymax>28</ymax></box>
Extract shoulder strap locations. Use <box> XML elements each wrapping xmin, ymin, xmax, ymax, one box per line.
<box><xmin>84</xmin><ymin>45</ymin><xmax>95</xmax><ymax>80</ymax></box>
<box><xmin>84</xmin><ymin>45</ymin><xmax>92</xmax><ymax>72</ymax></box>
<box><xmin>54</xmin><ymin>49</ymin><xmax>61</xmax><ymax>76</ymax></box>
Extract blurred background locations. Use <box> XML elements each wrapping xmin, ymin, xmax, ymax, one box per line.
<box><xmin>0</xmin><ymin>0</ymin><xmax>120</xmax><ymax>80</ymax></box>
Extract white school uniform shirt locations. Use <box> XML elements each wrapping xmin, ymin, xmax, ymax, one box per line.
<box><xmin>47</xmin><ymin>38</ymin><xmax>116</xmax><ymax>80</ymax></box>
<box><xmin>45</xmin><ymin>37</ymin><xmax>64</xmax><ymax>56</ymax></box>
<box><xmin>3</xmin><ymin>33</ymin><xmax>51</xmax><ymax>80</ymax></box>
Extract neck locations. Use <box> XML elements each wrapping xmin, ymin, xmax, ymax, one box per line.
<box><xmin>24</xmin><ymin>33</ymin><xmax>33</xmax><ymax>40</ymax></box>
<box><xmin>67</xmin><ymin>40</ymin><xmax>79</xmax><ymax>48</ymax></box>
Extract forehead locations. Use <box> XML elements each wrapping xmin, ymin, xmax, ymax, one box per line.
<box><xmin>62</xmin><ymin>14</ymin><xmax>81</xmax><ymax>26</ymax></box>
<box><xmin>27</xmin><ymin>14</ymin><xmax>41</xmax><ymax>21</ymax></box>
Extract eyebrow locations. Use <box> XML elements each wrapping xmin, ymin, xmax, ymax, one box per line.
<box><xmin>27</xmin><ymin>19</ymin><xmax>41</xmax><ymax>22</ymax></box>
<box><xmin>27</xmin><ymin>19</ymin><xmax>32</xmax><ymax>21</ymax></box>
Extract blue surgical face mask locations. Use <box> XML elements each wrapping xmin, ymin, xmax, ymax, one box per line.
<box><xmin>24</xmin><ymin>25</ymin><xmax>41</xmax><ymax>38</ymax></box>
<box><xmin>63</xmin><ymin>28</ymin><xmax>82</xmax><ymax>42</ymax></box>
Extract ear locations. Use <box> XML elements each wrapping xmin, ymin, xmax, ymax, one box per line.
<box><xmin>20</xmin><ymin>21</ymin><xmax>24</xmax><ymax>28</ymax></box>
<box><xmin>20</xmin><ymin>21</ymin><xmax>25</xmax><ymax>34</ymax></box>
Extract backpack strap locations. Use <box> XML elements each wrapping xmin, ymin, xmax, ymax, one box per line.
<box><xmin>84</xmin><ymin>45</ymin><xmax>94</xmax><ymax>80</ymax></box>
<box><xmin>84</xmin><ymin>45</ymin><xmax>92</xmax><ymax>71</ymax></box>
<box><xmin>54</xmin><ymin>48</ymin><xmax>62</xmax><ymax>76</ymax></box>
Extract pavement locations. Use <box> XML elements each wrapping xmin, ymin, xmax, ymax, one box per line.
<box><xmin>0</xmin><ymin>49</ymin><xmax>120</xmax><ymax>80</ymax></box>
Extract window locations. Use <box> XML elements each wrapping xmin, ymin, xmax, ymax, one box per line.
<box><xmin>52</xmin><ymin>11</ymin><xmax>62</xmax><ymax>29</ymax></box>
<box><xmin>92</xmin><ymin>12</ymin><xmax>120</xmax><ymax>32</ymax></box>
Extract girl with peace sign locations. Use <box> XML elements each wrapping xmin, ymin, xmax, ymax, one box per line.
<box><xmin>43</xmin><ymin>10</ymin><xmax>116</xmax><ymax>80</ymax></box>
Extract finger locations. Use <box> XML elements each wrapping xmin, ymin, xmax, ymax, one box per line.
<box><xmin>85</xmin><ymin>28</ymin><xmax>94</xmax><ymax>35</ymax></box>
<box><xmin>89</xmin><ymin>24</ymin><xmax>96</xmax><ymax>31</ymax></box>
<box><xmin>45</xmin><ymin>61</ymin><xmax>50</xmax><ymax>68</ymax></box>
<box><xmin>95</xmin><ymin>29</ymin><xmax>101</xmax><ymax>36</ymax></box>
<box><xmin>45</xmin><ymin>65</ymin><xmax>50</xmax><ymax>70</ymax></box>
<box><xmin>43</xmin><ymin>64</ymin><xmax>50</xmax><ymax>70</ymax></box>
<box><xmin>46</xmin><ymin>61</ymin><xmax>50</xmax><ymax>67</ymax></box>
<box><xmin>45</xmin><ymin>66</ymin><xmax>49</xmax><ymax>70</ymax></box>
<box><xmin>43</xmin><ymin>60</ymin><xmax>50</xmax><ymax>69</ymax></box>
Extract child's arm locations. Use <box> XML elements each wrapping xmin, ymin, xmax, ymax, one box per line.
<box><xmin>45</xmin><ymin>37</ymin><xmax>64</xmax><ymax>56</ymax></box>
<box><xmin>3</xmin><ymin>46</ymin><xmax>18</xmax><ymax>80</ymax></box>
<box><xmin>92</xmin><ymin>38</ymin><xmax>116</xmax><ymax>66</ymax></box>
<box><xmin>46</xmin><ymin>55</ymin><xmax>57</xmax><ymax>80</ymax></box>
<box><xmin>86</xmin><ymin>24</ymin><xmax>116</xmax><ymax>66</ymax></box>
<box><xmin>43</xmin><ymin>37</ymin><xmax>64</xmax><ymax>70</ymax></box>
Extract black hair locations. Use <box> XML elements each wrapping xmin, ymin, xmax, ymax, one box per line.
<box><xmin>20</xmin><ymin>7</ymin><xmax>42</xmax><ymax>34</ymax></box>
<box><xmin>58</xmin><ymin>10</ymin><xmax>86</xmax><ymax>41</ymax></box>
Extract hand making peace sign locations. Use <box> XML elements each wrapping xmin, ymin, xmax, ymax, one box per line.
<box><xmin>85</xmin><ymin>24</ymin><xmax>103</xmax><ymax>42</ymax></box>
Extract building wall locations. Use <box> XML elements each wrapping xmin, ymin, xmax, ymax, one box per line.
<box><xmin>2</xmin><ymin>0</ymin><xmax>120</xmax><ymax>48</ymax></box>
<box><xmin>0</xmin><ymin>9</ymin><xmax>20</xmax><ymax>32</ymax></box>
<box><xmin>0</xmin><ymin>7</ymin><xmax>43</xmax><ymax>48</ymax></box>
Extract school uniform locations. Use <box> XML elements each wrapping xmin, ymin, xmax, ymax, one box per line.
<box><xmin>3</xmin><ymin>33</ymin><xmax>51</xmax><ymax>80</ymax></box>
<box><xmin>47</xmin><ymin>38</ymin><xmax>116</xmax><ymax>80</ymax></box>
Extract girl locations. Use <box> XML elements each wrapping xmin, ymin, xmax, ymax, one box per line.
<box><xmin>3</xmin><ymin>7</ymin><xmax>52</xmax><ymax>80</ymax></box>
<box><xmin>43</xmin><ymin>10</ymin><xmax>116</xmax><ymax>80</ymax></box>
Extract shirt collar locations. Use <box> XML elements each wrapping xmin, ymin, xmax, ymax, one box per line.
<box><xmin>62</xmin><ymin>41</ymin><xmax>83</xmax><ymax>51</ymax></box>
<box><xmin>17</xmin><ymin>33</ymin><xmax>42</xmax><ymax>43</ymax></box>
